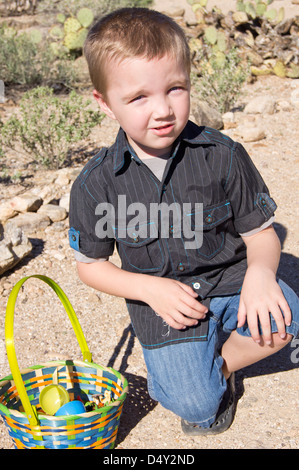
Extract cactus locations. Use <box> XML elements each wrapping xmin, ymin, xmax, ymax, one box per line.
<box><xmin>204</xmin><ymin>26</ymin><xmax>217</xmax><ymax>45</ymax></box>
<box><xmin>286</xmin><ymin>64</ymin><xmax>299</xmax><ymax>79</ymax></box>
<box><xmin>49</xmin><ymin>25</ymin><xmax>64</xmax><ymax>40</ymax></box>
<box><xmin>57</xmin><ymin>13</ymin><xmax>66</xmax><ymax>24</ymax></box>
<box><xmin>64</xmin><ymin>17</ymin><xmax>82</xmax><ymax>35</ymax></box>
<box><xmin>273</xmin><ymin>60</ymin><xmax>286</xmax><ymax>77</ymax></box>
<box><xmin>64</xmin><ymin>28</ymin><xmax>88</xmax><ymax>51</ymax></box>
<box><xmin>245</xmin><ymin>3</ymin><xmax>256</xmax><ymax>19</ymax></box>
<box><xmin>76</xmin><ymin>7</ymin><xmax>94</xmax><ymax>28</ymax></box>
<box><xmin>236</xmin><ymin>0</ymin><xmax>283</xmax><ymax>22</ymax></box>
<box><xmin>188</xmin><ymin>0</ymin><xmax>208</xmax><ymax>5</ymax></box>
<box><xmin>49</xmin><ymin>8</ymin><xmax>94</xmax><ymax>55</ymax></box>
<box><xmin>236</xmin><ymin>1</ymin><xmax>246</xmax><ymax>12</ymax></box>
<box><xmin>213</xmin><ymin>50</ymin><xmax>226</xmax><ymax>67</ymax></box>
<box><xmin>256</xmin><ymin>2</ymin><xmax>266</xmax><ymax>16</ymax></box>
<box><xmin>49</xmin><ymin>7</ymin><xmax>94</xmax><ymax>54</ymax></box>
<box><xmin>216</xmin><ymin>31</ymin><xmax>227</xmax><ymax>52</ymax></box>
<box><xmin>277</xmin><ymin>7</ymin><xmax>285</xmax><ymax>23</ymax></box>
<box><xmin>264</xmin><ymin>8</ymin><xmax>277</xmax><ymax>20</ymax></box>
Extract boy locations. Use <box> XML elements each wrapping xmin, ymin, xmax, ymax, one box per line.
<box><xmin>69</xmin><ymin>8</ymin><xmax>299</xmax><ymax>435</ymax></box>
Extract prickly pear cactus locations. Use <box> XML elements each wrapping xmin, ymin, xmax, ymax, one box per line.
<box><xmin>77</xmin><ymin>8</ymin><xmax>94</xmax><ymax>28</ymax></box>
<box><xmin>236</xmin><ymin>0</ymin><xmax>284</xmax><ymax>22</ymax></box>
<box><xmin>49</xmin><ymin>7</ymin><xmax>94</xmax><ymax>55</ymax></box>
<box><xmin>204</xmin><ymin>26</ymin><xmax>217</xmax><ymax>45</ymax></box>
<box><xmin>64</xmin><ymin>17</ymin><xmax>82</xmax><ymax>35</ymax></box>
<box><xmin>64</xmin><ymin>29</ymin><xmax>88</xmax><ymax>51</ymax></box>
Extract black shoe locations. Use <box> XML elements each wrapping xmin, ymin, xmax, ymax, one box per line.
<box><xmin>181</xmin><ymin>373</ymin><xmax>236</xmax><ymax>436</ymax></box>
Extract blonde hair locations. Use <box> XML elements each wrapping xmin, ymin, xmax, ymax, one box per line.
<box><xmin>84</xmin><ymin>7</ymin><xmax>191</xmax><ymax>96</ymax></box>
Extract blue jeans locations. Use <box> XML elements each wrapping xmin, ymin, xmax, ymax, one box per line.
<box><xmin>142</xmin><ymin>279</ymin><xmax>299</xmax><ymax>428</ymax></box>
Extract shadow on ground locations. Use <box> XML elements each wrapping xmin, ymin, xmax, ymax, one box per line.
<box><xmin>106</xmin><ymin>324</ymin><xmax>157</xmax><ymax>447</ymax></box>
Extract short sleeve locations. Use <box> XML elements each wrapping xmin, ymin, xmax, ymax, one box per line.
<box><xmin>68</xmin><ymin>159</ymin><xmax>115</xmax><ymax>259</ymax></box>
<box><xmin>223</xmin><ymin>142</ymin><xmax>277</xmax><ymax>234</ymax></box>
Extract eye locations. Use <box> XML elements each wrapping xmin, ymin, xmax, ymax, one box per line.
<box><xmin>130</xmin><ymin>95</ymin><xmax>145</xmax><ymax>103</ymax></box>
<box><xmin>169</xmin><ymin>86</ymin><xmax>185</xmax><ymax>94</ymax></box>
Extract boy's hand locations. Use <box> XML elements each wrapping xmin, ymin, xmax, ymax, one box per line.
<box><xmin>237</xmin><ymin>266</ymin><xmax>292</xmax><ymax>344</ymax></box>
<box><xmin>142</xmin><ymin>276</ymin><xmax>208</xmax><ymax>330</ymax></box>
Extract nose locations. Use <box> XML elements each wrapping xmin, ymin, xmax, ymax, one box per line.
<box><xmin>152</xmin><ymin>95</ymin><xmax>173</xmax><ymax>120</ymax></box>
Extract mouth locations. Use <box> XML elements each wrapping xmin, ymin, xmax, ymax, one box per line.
<box><xmin>152</xmin><ymin>123</ymin><xmax>174</xmax><ymax>135</ymax></box>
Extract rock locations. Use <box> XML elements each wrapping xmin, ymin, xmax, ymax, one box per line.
<box><xmin>5</xmin><ymin>212</ymin><xmax>51</xmax><ymax>234</ymax></box>
<box><xmin>0</xmin><ymin>202</ymin><xmax>17</xmax><ymax>223</ymax></box>
<box><xmin>277</xmin><ymin>100</ymin><xmax>293</xmax><ymax>112</ymax></box>
<box><xmin>222</xmin><ymin>112</ymin><xmax>237</xmax><ymax>129</ymax></box>
<box><xmin>290</xmin><ymin>88</ymin><xmax>299</xmax><ymax>108</ymax></box>
<box><xmin>235</xmin><ymin>126</ymin><xmax>266</xmax><ymax>142</ymax></box>
<box><xmin>232</xmin><ymin>11</ymin><xmax>248</xmax><ymax>24</ymax></box>
<box><xmin>244</xmin><ymin>96</ymin><xmax>276</xmax><ymax>115</ymax></box>
<box><xmin>275</xmin><ymin>18</ymin><xmax>294</xmax><ymax>35</ymax></box>
<box><xmin>251</xmin><ymin>66</ymin><xmax>272</xmax><ymax>76</ymax></box>
<box><xmin>9</xmin><ymin>194</ymin><xmax>43</xmax><ymax>213</ymax></box>
<box><xmin>54</xmin><ymin>172</ymin><xmax>70</xmax><ymax>187</ymax></box>
<box><xmin>192</xmin><ymin>101</ymin><xmax>223</xmax><ymax>130</ymax></box>
<box><xmin>246</xmin><ymin>51</ymin><xmax>264</xmax><ymax>67</ymax></box>
<box><xmin>38</xmin><ymin>204</ymin><xmax>67</xmax><ymax>222</ymax></box>
<box><xmin>59</xmin><ymin>193</ymin><xmax>70</xmax><ymax>213</ymax></box>
<box><xmin>222</xmin><ymin>112</ymin><xmax>235</xmax><ymax>123</ymax></box>
<box><xmin>0</xmin><ymin>224</ymin><xmax>32</xmax><ymax>275</ymax></box>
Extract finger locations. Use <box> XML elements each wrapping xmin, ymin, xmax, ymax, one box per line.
<box><xmin>179</xmin><ymin>283</ymin><xmax>199</xmax><ymax>298</ymax></box>
<box><xmin>166</xmin><ymin>317</ymin><xmax>188</xmax><ymax>330</ymax></box>
<box><xmin>270</xmin><ymin>304</ymin><xmax>288</xmax><ymax>340</ymax></box>
<box><xmin>258</xmin><ymin>307</ymin><xmax>273</xmax><ymax>345</ymax></box>
<box><xmin>237</xmin><ymin>299</ymin><xmax>247</xmax><ymax>328</ymax></box>
<box><xmin>179</xmin><ymin>285</ymin><xmax>208</xmax><ymax>313</ymax></box>
<box><xmin>247</xmin><ymin>311</ymin><xmax>261</xmax><ymax>344</ymax></box>
<box><xmin>279</xmin><ymin>298</ymin><xmax>292</xmax><ymax>327</ymax></box>
<box><xmin>165</xmin><ymin>310</ymin><xmax>198</xmax><ymax>329</ymax></box>
<box><xmin>180</xmin><ymin>300</ymin><xmax>208</xmax><ymax>319</ymax></box>
<box><xmin>178</xmin><ymin>305</ymin><xmax>206</xmax><ymax>323</ymax></box>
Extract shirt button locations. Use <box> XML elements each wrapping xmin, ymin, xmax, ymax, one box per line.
<box><xmin>193</xmin><ymin>282</ymin><xmax>201</xmax><ymax>289</ymax></box>
<box><xmin>177</xmin><ymin>263</ymin><xmax>185</xmax><ymax>272</ymax></box>
<box><xmin>205</xmin><ymin>215</ymin><xmax>213</xmax><ymax>224</ymax></box>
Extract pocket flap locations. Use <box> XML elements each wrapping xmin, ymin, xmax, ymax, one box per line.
<box><xmin>114</xmin><ymin>220</ymin><xmax>159</xmax><ymax>247</ymax></box>
<box><xmin>202</xmin><ymin>201</ymin><xmax>232</xmax><ymax>230</ymax></box>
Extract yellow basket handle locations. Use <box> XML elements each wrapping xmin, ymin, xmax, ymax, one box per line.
<box><xmin>5</xmin><ymin>274</ymin><xmax>92</xmax><ymax>426</ymax></box>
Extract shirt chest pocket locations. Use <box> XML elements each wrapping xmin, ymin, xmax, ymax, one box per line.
<box><xmin>186</xmin><ymin>201</ymin><xmax>233</xmax><ymax>260</ymax></box>
<box><xmin>114</xmin><ymin>220</ymin><xmax>165</xmax><ymax>273</ymax></box>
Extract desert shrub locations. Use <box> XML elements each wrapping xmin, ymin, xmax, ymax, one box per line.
<box><xmin>0</xmin><ymin>86</ymin><xmax>103</xmax><ymax>168</ymax></box>
<box><xmin>0</xmin><ymin>24</ymin><xmax>77</xmax><ymax>88</ymax></box>
<box><xmin>192</xmin><ymin>48</ymin><xmax>250</xmax><ymax>114</ymax></box>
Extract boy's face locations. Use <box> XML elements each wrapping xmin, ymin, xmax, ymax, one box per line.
<box><xmin>93</xmin><ymin>54</ymin><xmax>190</xmax><ymax>159</ymax></box>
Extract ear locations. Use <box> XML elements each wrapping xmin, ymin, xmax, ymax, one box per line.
<box><xmin>93</xmin><ymin>90</ymin><xmax>116</xmax><ymax>120</ymax></box>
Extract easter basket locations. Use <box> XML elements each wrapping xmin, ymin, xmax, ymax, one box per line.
<box><xmin>0</xmin><ymin>275</ymin><xmax>128</xmax><ymax>449</ymax></box>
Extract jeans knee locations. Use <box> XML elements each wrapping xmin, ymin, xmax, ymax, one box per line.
<box><xmin>148</xmin><ymin>373</ymin><xmax>225</xmax><ymax>426</ymax></box>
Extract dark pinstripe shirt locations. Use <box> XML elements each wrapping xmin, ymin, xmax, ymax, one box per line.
<box><xmin>69</xmin><ymin>121</ymin><xmax>277</xmax><ymax>349</ymax></box>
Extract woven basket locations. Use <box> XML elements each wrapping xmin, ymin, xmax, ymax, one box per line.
<box><xmin>0</xmin><ymin>275</ymin><xmax>128</xmax><ymax>449</ymax></box>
